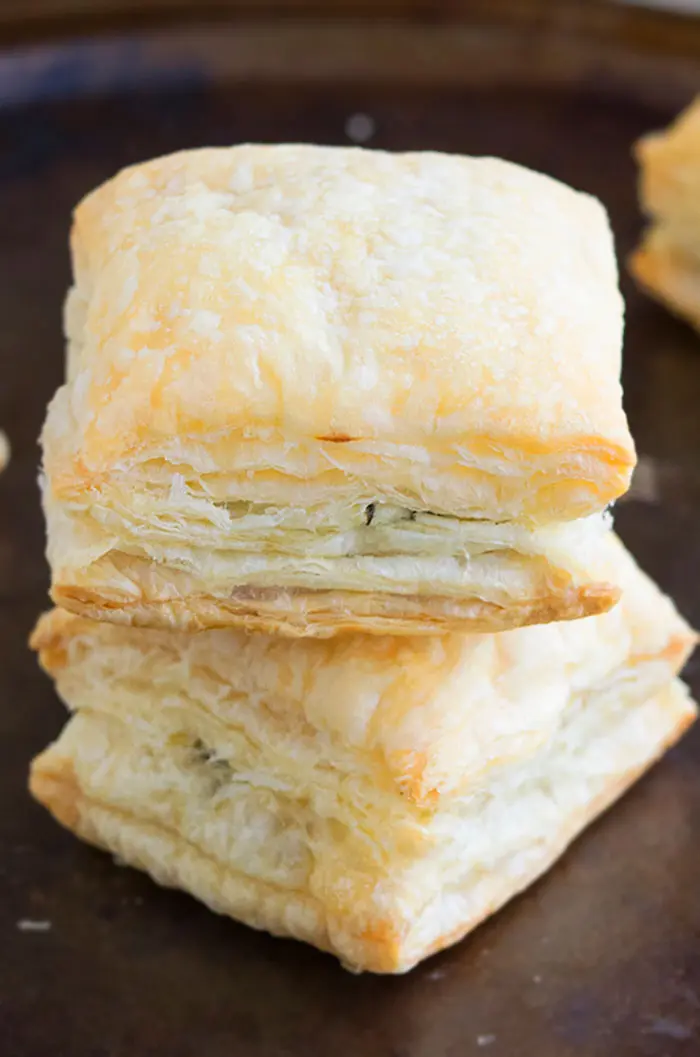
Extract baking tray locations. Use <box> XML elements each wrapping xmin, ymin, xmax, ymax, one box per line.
<box><xmin>2</xmin><ymin>4</ymin><xmax>700</xmax><ymax>1055</ymax></box>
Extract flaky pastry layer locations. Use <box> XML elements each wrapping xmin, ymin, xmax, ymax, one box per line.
<box><xmin>48</xmin><ymin>516</ymin><xmax>619</xmax><ymax>636</ymax></box>
<box><xmin>46</xmin><ymin>483</ymin><xmax>619</xmax><ymax>635</ymax></box>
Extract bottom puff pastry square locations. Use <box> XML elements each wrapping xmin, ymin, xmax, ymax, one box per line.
<box><xmin>29</xmin><ymin>539</ymin><xmax>696</xmax><ymax>974</ymax></box>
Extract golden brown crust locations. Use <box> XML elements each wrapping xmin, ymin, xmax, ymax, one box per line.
<box><xmin>49</xmin><ymin>578</ymin><xmax>620</xmax><ymax>637</ymax></box>
<box><xmin>28</xmin><ymin>757</ymin><xmax>81</xmax><ymax>832</ymax></box>
<box><xmin>58</xmin><ymin>145</ymin><xmax>631</xmax><ymax>486</ymax></box>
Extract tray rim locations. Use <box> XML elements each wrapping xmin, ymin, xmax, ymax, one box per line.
<box><xmin>1</xmin><ymin>0</ymin><xmax>700</xmax><ymax>49</ymax></box>
<box><xmin>0</xmin><ymin>8</ymin><xmax>699</xmax><ymax>112</ymax></box>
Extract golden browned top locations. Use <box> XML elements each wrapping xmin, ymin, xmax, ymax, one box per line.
<box><xmin>45</xmin><ymin>145</ymin><xmax>634</xmax><ymax>519</ymax></box>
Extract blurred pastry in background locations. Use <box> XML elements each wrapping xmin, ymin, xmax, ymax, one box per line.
<box><xmin>631</xmin><ymin>97</ymin><xmax>700</xmax><ymax>331</ymax></box>
<box><xmin>0</xmin><ymin>431</ymin><xmax>9</xmax><ymax>472</ymax></box>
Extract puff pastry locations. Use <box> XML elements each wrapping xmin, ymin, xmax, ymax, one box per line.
<box><xmin>30</xmin><ymin>537</ymin><xmax>696</xmax><ymax>973</ymax></box>
<box><xmin>631</xmin><ymin>98</ymin><xmax>700</xmax><ymax>330</ymax></box>
<box><xmin>42</xmin><ymin>145</ymin><xmax>634</xmax><ymax>635</ymax></box>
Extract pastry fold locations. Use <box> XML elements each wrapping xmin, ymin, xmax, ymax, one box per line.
<box><xmin>631</xmin><ymin>98</ymin><xmax>700</xmax><ymax>330</ymax></box>
<box><xmin>30</xmin><ymin>537</ymin><xmax>696</xmax><ymax>973</ymax></box>
<box><xmin>43</xmin><ymin>145</ymin><xmax>634</xmax><ymax>635</ymax></box>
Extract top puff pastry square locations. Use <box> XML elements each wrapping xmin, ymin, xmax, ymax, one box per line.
<box><xmin>42</xmin><ymin>145</ymin><xmax>635</xmax><ymax>636</ymax></box>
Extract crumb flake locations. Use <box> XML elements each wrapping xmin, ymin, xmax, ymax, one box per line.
<box><xmin>345</xmin><ymin>113</ymin><xmax>376</xmax><ymax>144</ymax></box>
<box><xmin>17</xmin><ymin>919</ymin><xmax>52</xmax><ymax>932</ymax></box>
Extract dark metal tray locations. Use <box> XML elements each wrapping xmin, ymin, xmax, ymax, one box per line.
<box><xmin>2</xmin><ymin>6</ymin><xmax>700</xmax><ymax>1055</ymax></box>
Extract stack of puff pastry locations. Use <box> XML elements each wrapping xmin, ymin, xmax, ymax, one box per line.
<box><xmin>30</xmin><ymin>145</ymin><xmax>697</xmax><ymax>973</ymax></box>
